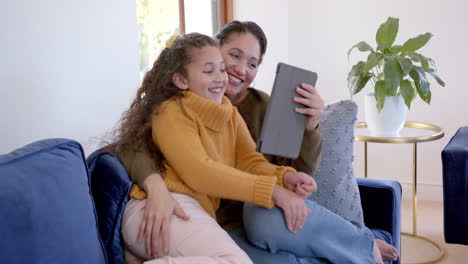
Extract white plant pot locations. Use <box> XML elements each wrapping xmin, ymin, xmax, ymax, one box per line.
<box><xmin>365</xmin><ymin>92</ymin><xmax>408</xmax><ymax>137</ymax></box>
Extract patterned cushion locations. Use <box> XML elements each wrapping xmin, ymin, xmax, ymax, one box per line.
<box><xmin>309</xmin><ymin>100</ymin><xmax>364</xmax><ymax>225</ymax></box>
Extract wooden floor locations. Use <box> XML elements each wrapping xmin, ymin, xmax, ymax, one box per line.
<box><xmin>400</xmin><ymin>199</ymin><xmax>468</xmax><ymax>264</ymax></box>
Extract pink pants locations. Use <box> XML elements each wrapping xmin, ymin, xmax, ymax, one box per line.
<box><xmin>122</xmin><ymin>193</ymin><xmax>253</xmax><ymax>264</ymax></box>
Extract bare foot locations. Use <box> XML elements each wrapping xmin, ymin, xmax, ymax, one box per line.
<box><xmin>375</xmin><ymin>239</ymin><xmax>399</xmax><ymax>261</ymax></box>
<box><xmin>373</xmin><ymin>241</ymin><xmax>384</xmax><ymax>264</ymax></box>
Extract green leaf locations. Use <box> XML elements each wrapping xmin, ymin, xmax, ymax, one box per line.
<box><xmin>409</xmin><ymin>67</ymin><xmax>431</xmax><ymax>104</ymax></box>
<box><xmin>420</xmin><ymin>56</ymin><xmax>439</xmax><ymax>72</ymax></box>
<box><xmin>396</xmin><ymin>56</ymin><xmax>413</xmax><ymax>75</ymax></box>
<box><xmin>377</xmin><ymin>44</ymin><xmax>386</xmax><ymax>52</ymax></box>
<box><xmin>374</xmin><ymin>80</ymin><xmax>387</xmax><ymax>111</ymax></box>
<box><xmin>426</xmin><ymin>57</ymin><xmax>438</xmax><ymax>72</ymax></box>
<box><xmin>407</xmin><ymin>52</ymin><xmax>422</xmax><ymax>62</ymax></box>
<box><xmin>347</xmin><ymin>61</ymin><xmax>366</xmax><ymax>95</ymax></box>
<box><xmin>348</xmin><ymin>61</ymin><xmax>366</xmax><ymax>77</ymax></box>
<box><xmin>400</xmin><ymin>79</ymin><xmax>414</xmax><ymax>109</ymax></box>
<box><xmin>421</xmin><ymin>57</ymin><xmax>431</xmax><ymax>71</ymax></box>
<box><xmin>376</xmin><ymin>17</ymin><xmax>399</xmax><ymax>49</ymax></box>
<box><xmin>376</xmin><ymin>72</ymin><xmax>384</xmax><ymax>80</ymax></box>
<box><xmin>407</xmin><ymin>52</ymin><xmax>438</xmax><ymax>72</ymax></box>
<box><xmin>384</xmin><ymin>57</ymin><xmax>403</xmax><ymax>94</ymax></box>
<box><xmin>364</xmin><ymin>52</ymin><xmax>383</xmax><ymax>72</ymax></box>
<box><xmin>357</xmin><ymin>73</ymin><xmax>373</xmax><ymax>94</ymax></box>
<box><xmin>389</xmin><ymin>45</ymin><xmax>402</xmax><ymax>55</ymax></box>
<box><xmin>347</xmin><ymin>41</ymin><xmax>374</xmax><ymax>59</ymax></box>
<box><xmin>429</xmin><ymin>70</ymin><xmax>445</xmax><ymax>87</ymax></box>
<box><xmin>401</xmin><ymin>32</ymin><xmax>433</xmax><ymax>55</ymax></box>
<box><xmin>408</xmin><ymin>53</ymin><xmax>443</xmax><ymax>86</ymax></box>
<box><xmin>386</xmin><ymin>86</ymin><xmax>397</xmax><ymax>96</ymax></box>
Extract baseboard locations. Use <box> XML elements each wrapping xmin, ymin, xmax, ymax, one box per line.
<box><xmin>400</xmin><ymin>182</ymin><xmax>443</xmax><ymax>202</ymax></box>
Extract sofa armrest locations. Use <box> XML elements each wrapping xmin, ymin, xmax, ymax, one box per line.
<box><xmin>441</xmin><ymin>126</ymin><xmax>468</xmax><ymax>244</ymax></box>
<box><xmin>357</xmin><ymin>177</ymin><xmax>402</xmax><ymax>254</ymax></box>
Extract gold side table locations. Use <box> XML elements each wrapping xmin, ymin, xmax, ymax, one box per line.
<box><xmin>355</xmin><ymin>121</ymin><xmax>445</xmax><ymax>264</ymax></box>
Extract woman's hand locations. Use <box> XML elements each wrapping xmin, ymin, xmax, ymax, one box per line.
<box><xmin>138</xmin><ymin>173</ymin><xmax>190</xmax><ymax>257</ymax></box>
<box><xmin>293</xmin><ymin>83</ymin><xmax>324</xmax><ymax>131</ymax></box>
<box><xmin>283</xmin><ymin>171</ymin><xmax>317</xmax><ymax>198</ymax></box>
<box><xmin>272</xmin><ymin>185</ymin><xmax>311</xmax><ymax>233</ymax></box>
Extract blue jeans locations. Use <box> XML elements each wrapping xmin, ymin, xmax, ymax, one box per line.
<box><xmin>242</xmin><ymin>200</ymin><xmax>376</xmax><ymax>264</ymax></box>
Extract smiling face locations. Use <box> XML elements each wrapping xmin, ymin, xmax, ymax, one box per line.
<box><xmin>174</xmin><ymin>46</ymin><xmax>227</xmax><ymax>104</ymax></box>
<box><xmin>220</xmin><ymin>33</ymin><xmax>261</xmax><ymax>102</ymax></box>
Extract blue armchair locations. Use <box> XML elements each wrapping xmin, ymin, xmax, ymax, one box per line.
<box><xmin>87</xmin><ymin>148</ymin><xmax>402</xmax><ymax>264</ymax></box>
<box><xmin>442</xmin><ymin>126</ymin><xmax>468</xmax><ymax>245</ymax></box>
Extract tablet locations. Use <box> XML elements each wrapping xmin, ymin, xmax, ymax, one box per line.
<box><xmin>257</xmin><ymin>62</ymin><xmax>318</xmax><ymax>159</ymax></box>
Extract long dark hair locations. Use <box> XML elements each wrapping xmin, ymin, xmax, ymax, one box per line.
<box><xmin>108</xmin><ymin>33</ymin><xmax>218</xmax><ymax>172</ymax></box>
<box><xmin>216</xmin><ymin>20</ymin><xmax>268</xmax><ymax>64</ymax></box>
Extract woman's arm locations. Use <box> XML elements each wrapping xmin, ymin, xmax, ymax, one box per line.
<box><xmin>117</xmin><ymin>149</ymin><xmax>161</xmax><ymax>188</ymax></box>
<box><xmin>291</xmin><ymin>83</ymin><xmax>324</xmax><ymax>175</ymax></box>
<box><xmin>117</xmin><ymin>150</ymin><xmax>189</xmax><ymax>257</ymax></box>
<box><xmin>137</xmin><ymin>173</ymin><xmax>189</xmax><ymax>257</ymax></box>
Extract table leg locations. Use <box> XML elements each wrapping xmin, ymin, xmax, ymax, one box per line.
<box><xmin>364</xmin><ymin>142</ymin><xmax>368</xmax><ymax>178</ymax></box>
<box><xmin>401</xmin><ymin>142</ymin><xmax>444</xmax><ymax>263</ymax></box>
<box><xmin>413</xmin><ymin>142</ymin><xmax>418</xmax><ymax>235</ymax></box>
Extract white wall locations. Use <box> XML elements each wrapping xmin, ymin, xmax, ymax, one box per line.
<box><xmin>0</xmin><ymin>0</ymin><xmax>140</xmax><ymax>155</ymax></box>
<box><xmin>234</xmin><ymin>0</ymin><xmax>468</xmax><ymax>187</ymax></box>
<box><xmin>233</xmin><ymin>0</ymin><xmax>289</xmax><ymax>94</ymax></box>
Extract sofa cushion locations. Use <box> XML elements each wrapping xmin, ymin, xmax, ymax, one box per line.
<box><xmin>309</xmin><ymin>100</ymin><xmax>364</xmax><ymax>226</ymax></box>
<box><xmin>87</xmin><ymin>149</ymin><xmax>133</xmax><ymax>264</ymax></box>
<box><xmin>0</xmin><ymin>138</ymin><xmax>106</xmax><ymax>264</ymax></box>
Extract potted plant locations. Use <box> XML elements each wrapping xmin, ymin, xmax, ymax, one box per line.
<box><xmin>347</xmin><ymin>17</ymin><xmax>445</xmax><ymax>136</ymax></box>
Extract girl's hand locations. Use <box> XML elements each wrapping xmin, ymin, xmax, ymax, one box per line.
<box><xmin>272</xmin><ymin>185</ymin><xmax>311</xmax><ymax>233</ymax></box>
<box><xmin>284</xmin><ymin>171</ymin><xmax>317</xmax><ymax>198</ymax></box>
<box><xmin>138</xmin><ymin>174</ymin><xmax>190</xmax><ymax>257</ymax></box>
<box><xmin>293</xmin><ymin>83</ymin><xmax>324</xmax><ymax>131</ymax></box>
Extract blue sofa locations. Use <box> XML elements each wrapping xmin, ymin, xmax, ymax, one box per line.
<box><xmin>0</xmin><ymin>138</ymin><xmax>401</xmax><ymax>264</ymax></box>
<box><xmin>442</xmin><ymin>126</ymin><xmax>468</xmax><ymax>245</ymax></box>
<box><xmin>0</xmin><ymin>139</ymin><xmax>107</xmax><ymax>264</ymax></box>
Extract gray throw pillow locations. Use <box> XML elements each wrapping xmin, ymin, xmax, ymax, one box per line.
<box><xmin>308</xmin><ymin>100</ymin><xmax>364</xmax><ymax>226</ymax></box>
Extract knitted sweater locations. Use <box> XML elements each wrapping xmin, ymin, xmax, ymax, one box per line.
<box><xmin>138</xmin><ymin>91</ymin><xmax>294</xmax><ymax>218</ymax></box>
<box><xmin>118</xmin><ymin>88</ymin><xmax>323</xmax><ymax>227</ymax></box>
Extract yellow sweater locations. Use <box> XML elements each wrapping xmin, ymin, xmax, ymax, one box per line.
<box><xmin>136</xmin><ymin>91</ymin><xmax>295</xmax><ymax>219</ymax></box>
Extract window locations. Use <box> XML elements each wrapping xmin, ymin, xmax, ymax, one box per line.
<box><xmin>136</xmin><ymin>0</ymin><xmax>232</xmax><ymax>77</ymax></box>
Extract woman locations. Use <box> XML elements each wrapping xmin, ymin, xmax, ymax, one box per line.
<box><xmin>114</xmin><ymin>21</ymin><xmax>398</xmax><ymax>263</ymax></box>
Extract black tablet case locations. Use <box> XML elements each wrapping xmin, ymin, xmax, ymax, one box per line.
<box><xmin>257</xmin><ymin>62</ymin><xmax>318</xmax><ymax>159</ymax></box>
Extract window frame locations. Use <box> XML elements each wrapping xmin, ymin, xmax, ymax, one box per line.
<box><xmin>178</xmin><ymin>0</ymin><xmax>233</xmax><ymax>34</ymax></box>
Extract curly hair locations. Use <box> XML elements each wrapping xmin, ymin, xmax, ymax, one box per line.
<box><xmin>108</xmin><ymin>33</ymin><xmax>218</xmax><ymax>172</ymax></box>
